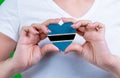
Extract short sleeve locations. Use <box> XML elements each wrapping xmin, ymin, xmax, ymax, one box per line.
<box><xmin>0</xmin><ymin>0</ymin><xmax>20</xmax><ymax>42</ymax></box>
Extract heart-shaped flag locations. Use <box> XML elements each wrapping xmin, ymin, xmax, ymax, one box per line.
<box><xmin>48</xmin><ymin>22</ymin><xmax>76</xmax><ymax>51</ymax></box>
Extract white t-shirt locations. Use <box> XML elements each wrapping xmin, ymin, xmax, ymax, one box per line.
<box><xmin>0</xmin><ymin>0</ymin><xmax>120</xmax><ymax>78</ymax></box>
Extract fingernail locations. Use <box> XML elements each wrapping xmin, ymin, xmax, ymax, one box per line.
<box><xmin>48</xmin><ymin>29</ymin><xmax>51</xmax><ymax>33</ymax></box>
<box><xmin>71</xmin><ymin>24</ymin><xmax>75</xmax><ymax>27</ymax></box>
<box><xmin>71</xmin><ymin>24</ymin><xmax>76</xmax><ymax>28</ymax></box>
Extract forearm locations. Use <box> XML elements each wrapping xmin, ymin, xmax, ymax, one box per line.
<box><xmin>0</xmin><ymin>59</ymin><xmax>19</xmax><ymax>78</ymax></box>
<box><xmin>0</xmin><ymin>32</ymin><xmax>17</xmax><ymax>61</ymax></box>
<box><xmin>91</xmin><ymin>41</ymin><xmax>120</xmax><ymax>78</ymax></box>
<box><xmin>110</xmin><ymin>55</ymin><xmax>120</xmax><ymax>78</ymax></box>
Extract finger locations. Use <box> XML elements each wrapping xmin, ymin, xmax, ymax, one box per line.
<box><xmin>76</xmin><ymin>26</ymin><xmax>87</xmax><ymax>36</ymax></box>
<box><xmin>41</xmin><ymin>44</ymin><xmax>60</xmax><ymax>56</ymax></box>
<box><xmin>42</xmin><ymin>19</ymin><xmax>60</xmax><ymax>26</ymax></box>
<box><xmin>76</xmin><ymin>30</ymin><xmax>84</xmax><ymax>36</ymax></box>
<box><xmin>39</xmin><ymin>25</ymin><xmax>50</xmax><ymax>34</ymax></box>
<box><xmin>20</xmin><ymin>26</ymin><xmax>30</xmax><ymax>37</ymax></box>
<box><xmin>61</xmin><ymin>18</ymin><xmax>76</xmax><ymax>23</ymax></box>
<box><xmin>93</xmin><ymin>22</ymin><xmax>105</xmax><ymax>31</ymax></box>
<box><xmin>31</xmin><ymin>24</ymin><xmax>49</xmax><ymax>34</ymax></box>
<box><xmin>35</xmin><ymin>19</ymin><xmax>60</xmax><ymax>34</ymax></box>
<box><xmin>86</xmin><ymin>22</ymin><xmax>105</xmax><ymax>32</ymax></box>
<box><xmin>64</xmin><ymin>43</ymin><xmax>83</xmax><ymax>55</ymax></box>
<box><xmin>31</xmin><ymin>23</ymin><xmax>51</xmax><ymax>40</ymax></box>
<box><xmin>77</xmin><ymin>26</ymin><xmax>86</xmax><ymax>32</ymax></box>
<box><xmin>39</xmin><ymin>33</ymin><xmax>47</xmax><ymax>40</ymax></box>
<box><xmin>86</xmin><ymin>23</ymin><xmax>96</xmax><ymax>31</ymax></box>
<box><xmin>72</xmin><ymin>20</ymin><xmax>92</xmax><ymax>29</ymax></box>
<box><xmin>72</xmin><ymin>20</ymin><xmax>92</xmax><ymax>36</ymax></box>
<box><xmin>29</xmin><ymin>26</ymin><xmax>40</xmax><ymax>35</ymax></box>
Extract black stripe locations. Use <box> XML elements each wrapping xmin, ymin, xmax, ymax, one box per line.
<box><xmin>48</xmin><ymin>34</ymin><xmax>75</xmax><ymax>41</ymax></box>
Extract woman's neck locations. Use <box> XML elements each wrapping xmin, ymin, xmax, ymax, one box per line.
<box><xmin>53</xmin><ymin>0</ymin><xmax>95</xmax><ymax>18</ymax></box>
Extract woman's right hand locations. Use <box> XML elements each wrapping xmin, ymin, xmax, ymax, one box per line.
<box><xmin>11</xmin><ymin>19</ymin><xmax>60</xmax><ymax>73</ymax></box>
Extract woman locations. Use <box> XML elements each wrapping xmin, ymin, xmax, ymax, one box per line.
<box><xmin>0</xmin><ymin>0</ymin><xmax>120</xmax><ymax>78</ymax></box>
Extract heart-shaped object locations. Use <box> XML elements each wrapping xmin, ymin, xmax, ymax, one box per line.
<box><xmin>48</xmin><ymin>22</ymin><xmax>76</xmax><ymax>51</ymax></box>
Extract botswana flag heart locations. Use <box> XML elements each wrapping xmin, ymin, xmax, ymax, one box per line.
<box><xmin>48</xmin><ymin>22</ymin><xmax>76</xmax><ymax>51</ymax></box>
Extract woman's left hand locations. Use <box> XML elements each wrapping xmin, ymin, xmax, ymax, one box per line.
<box><xmin>63</xmin><ymin>18</ymin><xmax>120</xmax><ymax>77</ymax></box>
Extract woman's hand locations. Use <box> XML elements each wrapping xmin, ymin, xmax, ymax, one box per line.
<box><xmin>12</xmin><ymin>19</ymin><xmax>60</xmax><ymax>72</ymax></box>
<box><xmin>65</xmin><ymin>20</ymin><xmax>113</xmax><ymax>67</ymax></box>
<box><xmin>0</xmin><ymin>19</ymin><xmax>61</xmax><ymax>78</ymax></box>
<box><xmin>63</xmin><ymin>18</ymin><xmax>120</xmax><ymax>77</ymax></box>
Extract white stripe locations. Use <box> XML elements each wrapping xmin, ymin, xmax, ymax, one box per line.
<box><xmin>51</xmin><ymin>40</ymin><xmax>73</xmax><ymax>43</ymax></box>
<box><xmin>48</xmin><ymin>33</ymin><xmax>76</xmax><ymax>36</ymax></box>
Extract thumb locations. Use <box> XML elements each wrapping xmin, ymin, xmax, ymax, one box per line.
<box><xmin>41</xmin><ymin>44</ymin><xmax>60</xmax><ymax>56</ymax></box>
<box><xmin>64</xmin><ymin>43</ymin><xmax>83</xmax><ymax>55</ymax></box>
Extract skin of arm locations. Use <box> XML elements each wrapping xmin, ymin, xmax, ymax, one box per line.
<box><xmin>0</xmin><ymin>59</ymin><xmax>19</xmax><ymax>78</ymax></box>
<box><xmin>0</xmin><ymin>33</ymin><xmax>17</xmax><ymax>77</ymax></box>
<box><xmin>0</xmin><ymin>32</ymin><xmax>17</xmax><ymax>61</ymax></box>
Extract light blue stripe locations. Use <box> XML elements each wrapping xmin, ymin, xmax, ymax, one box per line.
<box><xmin>53</xmin><ymin>41</ymin><xmax>72</xmax><ymax>51</ymax></box>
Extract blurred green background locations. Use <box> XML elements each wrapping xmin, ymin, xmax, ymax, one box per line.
<box><xmin>0</xmin><ymin>0</ymin><xmax>4</xmax><ymax>5</ymax></box>
<box><xmin>0</xmin><ymin>0</ymin><xmax>22</xmax><ymax>78</ymax></box>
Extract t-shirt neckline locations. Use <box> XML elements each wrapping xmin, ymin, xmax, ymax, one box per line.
<box><xmin>47</xmin><ymin>0</ymin><xmax>100</xmax><ymax>20</ymax></box>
